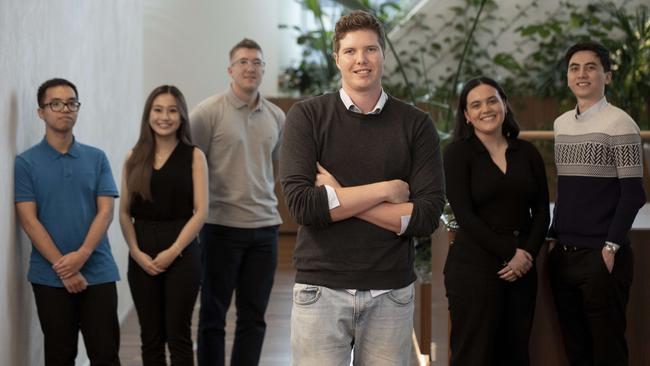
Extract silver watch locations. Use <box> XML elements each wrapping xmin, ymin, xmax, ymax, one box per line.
<box><xmin>604</xmin><ymin>243</ymin><xmax>620</xmax><ymax>254</ymax></box>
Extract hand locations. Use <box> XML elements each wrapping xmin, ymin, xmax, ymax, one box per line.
<box><xmin>547</xmin><ymin>239</ymin><xmax>556</xmax><ymax>253</ymax></box>
<box><xmin>383</xmin><ymin>179</ymin><xmax>410</xmax><ymax>203</ymax></box>
<box><xmin>62</xmin><ymin>272</ymin><xmax>88</xmax><ymax>293</ymax></box>
<box><xmin>315</xmin><ymin>162</ymin><xmax>341</xmax><ymax>188</ymax></box>
<box><xmin>498</xmin><ymin>265</ymin><xmax>519</xmax><ymax>282</ymax></box>
<box><xmin>498</xmin><ymin>249</ymin><xmax>533</xmax><ymax>280</ymax></box>
<box><xmin>152</xmin><ymin>245</ymin><xmax>181</xmax><ymax>271</ymax></box>
<box><xmin>601</xmin><ymin>246</ymin><xmax>615</xmax><ymax>273</ymax></box>
<box><xmin>53</xmin><ymin>249</ymin><xmax>91</xmax><ymax>279</ymax></box>
<box><xmin>130</xmin><ymin>249</ymin><xmax>164</xmax><ymax>276</ymax></box>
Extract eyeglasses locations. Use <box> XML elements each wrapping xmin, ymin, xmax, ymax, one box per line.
<box><xmin>41</xmin><ymin>100</ymin><xmax>82</xmax><ymax>112</ymax></box>
<box><xmin>231</xmin><ymin>58</ymin><xmax>265</xmax><ymax>69</ymax></box>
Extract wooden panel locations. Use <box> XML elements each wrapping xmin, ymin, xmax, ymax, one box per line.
<box><xmin>429</xmin><ymin>224</ymin><xmax>451</xmax><ymax>365</ymax></box>
<box><xmin>528</xmin><ymin>234</ymin><xmax>649</xmax><ymax>366</ymax></box>
<box><xmin>627</xmin><ymin>231</ymin><xmax>650</xmax><ymax>366</ymax></box>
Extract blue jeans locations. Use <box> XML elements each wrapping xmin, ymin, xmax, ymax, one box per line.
<box><xmin>197</xmin><ymin>224</ymin><xmax>278</xmax><ymax>366</ymax></box>
<box><xmin>291</xmin><ymin>283</ymin><xmax>414</xmax><ymax>366</ymax></box>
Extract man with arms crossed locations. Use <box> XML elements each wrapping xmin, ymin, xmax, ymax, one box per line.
<box><xmin>548</xmin><ymin>42</ymin><xmax>645</xmax><ymax>366</ymax></box>
<box><xmin>191</xmin><ymin>39</ymin><xmax>285</xmax><ymax>366</ymax></box>
<box><xmin>280</xmin><ymin>10</ymin><xmax>445</xmax><ymax>365</ymax></box>
<box><xmin>14</xmin><ymin>78</ymin><xmax>121</xmax><ymax>365</ymax></box>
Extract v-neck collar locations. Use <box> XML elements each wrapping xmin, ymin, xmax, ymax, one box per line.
<box><xmin>469</xmin><ymin>133</ymin><xmax>520</xmax><ymax>153</ymax></box>
<box><xmin>469</xmin><ymin>134</ymin><xmax>518</xmax><ymax>175</ymax></box>
<box><xmin>153</xmin><ymin>142</ymin><xmax>180</xmax><ymax>171</ymax></box>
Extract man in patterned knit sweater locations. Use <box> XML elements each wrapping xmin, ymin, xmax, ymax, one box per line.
<box><xmin>548</xmin><ymin>41</ymin><xmax>645</xmax><ymax>365</ymax></box>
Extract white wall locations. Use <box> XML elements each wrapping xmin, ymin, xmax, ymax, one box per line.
<box><xmin>143</xmin><ymin>0</ymin><xmax>303</xmax><ymax>108</ymax></box>
<box><xmin>0</xmin><ymin>1</ymin><xmax>143</xmax><ymax>365</ymax></box>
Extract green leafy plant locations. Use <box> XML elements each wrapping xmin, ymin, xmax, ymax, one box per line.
<box><xmin>278</xmin><ymin>0</ymin><xmax>412</xmax><ymax>97</ymax></box>
<box><xmin>278</xmin><ymin>0</ymin><xmax>339</xmax><ymax>95</ymax></box>
<box><xmin>511</xmin><ymin>0</ymin><xmax>650</xmax><ymax>127</ymax></box>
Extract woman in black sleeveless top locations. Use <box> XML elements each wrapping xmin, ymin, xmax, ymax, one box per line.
<box><xmin>119</xmin><ymin>85</ymin><xmax>208</xmax><ymax>365</ymax></box>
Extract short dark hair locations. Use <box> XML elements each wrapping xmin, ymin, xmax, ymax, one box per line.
<box><xmin>564</xmin><ymin>41</ymin><xmax>611</xmax><ymax>72</ymax></box>
<box><xmin>37</xmin><ymin>78</ymin><xmax>78</xmax><ymax>107</ymax></box>
<box><xmin>452</xmin><ymin>76</ymin><xmax>520</xmax><ymax>142</ymax></box>
<box><xmin>333</xmin><ymin>10</ymin><xmax>385</xmax><ymax>53</ymax></box>
<box><xmin>229</xmin><ymin>38</ymin><xmax>263</xmax><ymax>60</ymax></box>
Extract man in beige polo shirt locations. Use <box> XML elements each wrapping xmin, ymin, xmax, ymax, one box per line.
<box><xmin>190</xmin><ymin>38</ymin><xmax>285</xmax><ymax>366</ymax></box>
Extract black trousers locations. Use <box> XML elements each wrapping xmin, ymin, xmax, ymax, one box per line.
<box><xmin>197</xmin><ymin>224</ymin><xmax>278</xmax><ymax>366</ymax></box>
<box><xmin>32</xmin><ymin>282</ymin><xmax>120</xmax><ymax>366</ymax></box>
<box><xmin>548</xmin><ymin>244</ymin><xmax>633</xmax><ymax>366</ymax></box>
<box><xmin>128</xmin><ymin>220</ymin><xmax>201</xmax><ymax>366</ymax></box>
<box><xmin>445</xmin><ymin>260</ymin><xmax>537</xmax><ymax>366</ymax></box>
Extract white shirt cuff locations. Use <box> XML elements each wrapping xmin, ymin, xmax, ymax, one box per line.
<box><xmin>398</xmin><ymin>215</ymin><xmax>411</xmax><ymax>235</ymax></box>
<box><xmin>324</xmin><ymin>185</ymin><xmax>341</xmax><ymax>210</ymax></box>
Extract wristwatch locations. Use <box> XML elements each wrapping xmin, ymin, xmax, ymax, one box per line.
<box><xmin>604</xmin><ymin>242</ymin><xmax>620</xmax><ymax>254</ymax></box>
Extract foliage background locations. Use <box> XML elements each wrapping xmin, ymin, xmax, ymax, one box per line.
<box><xmin>280</xmin><ymin>0</ymin><xmax>650</xmax><ymax>130</ymax></box>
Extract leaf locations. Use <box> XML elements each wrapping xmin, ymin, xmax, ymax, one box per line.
<box><xmin>569</xmin><ymin>13</ymin><xmax>582</xmax><ymax>28</ymax></box>
<box><xmin>380</xmin><ymin>2</ymin><xmax>401</xmax><ymax>12</ymax></box>
<box><xmin>539</xmin><ymin>28</ymin><xmax>550</xmax><ymax>38</ymax></box>
<box><xmin>493</xmin><ymin>52</ymin><xmax>522</xmax><ymax>72</ymax></box>
<box><xmin>332</xmin><ymin>0</ymin><xmax>368</xmax><ymax>11</ymax></box>
<box><xmin>519</xmin><ymin>24</ymin><xmax>542</xmax><ymax>36</ymax></box>
<box><xmin>304</xmin><ymin>0</ymin><xmax>322</xmax><ymax>18</ymax></box>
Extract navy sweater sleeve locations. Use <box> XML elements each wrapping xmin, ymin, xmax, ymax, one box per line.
<box><xmin>607</xmin><ymin>177</ymin><xmax>645</xmax><ymax>245</ymax></box>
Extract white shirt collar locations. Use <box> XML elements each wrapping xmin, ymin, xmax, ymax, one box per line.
<box><xmin>339</xmin><ymin>88</ymin><xmax>387</xmax><ymax>115</ymax></box>
<box><xmin>575</xmin><ymin>97</ymin><xmax>608</xmax><ymax>120</ymax></box>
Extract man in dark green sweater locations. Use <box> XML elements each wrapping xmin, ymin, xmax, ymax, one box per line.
<box><xmin>280</xmin><ymin>10</ymin><xmax>445</xmax><ymax>365</ymax></box>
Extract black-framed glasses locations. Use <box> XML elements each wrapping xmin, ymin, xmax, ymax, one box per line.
<box><xmin>41</xmin><ymin>100</ymin><xmax>81</xmax><ymax>112</ymax></box>
<box><xmin>231</xmin><ymin>58</ymin><xmax>265</xmax><ymax>69</ymax></box>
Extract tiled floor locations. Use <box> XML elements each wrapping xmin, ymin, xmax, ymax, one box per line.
<box><xmin>119</xmin><ymin>234</ymin><xmax>296</xmax><ymax>366</ymax></box>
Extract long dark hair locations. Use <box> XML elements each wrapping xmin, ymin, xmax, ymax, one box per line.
<box><xmin>125</xmin><ymin>85</ymin><xmax>192</xmax><ymax>201</ymax></box>
<box><xmin>452</xmin><ymin>76</ymin><xmax>520</xmax><ymax>142</ymax></box>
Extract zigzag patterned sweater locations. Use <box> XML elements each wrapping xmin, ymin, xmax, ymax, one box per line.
<box><xmin>550</xmin><ymin>99</ymin><xmax>645</xmax><ymax>248</ymax></box>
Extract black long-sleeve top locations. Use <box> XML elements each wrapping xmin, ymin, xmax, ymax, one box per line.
<box><xmin>280</xmin><ymin>92</ymin><xmax>445</xmax><ymax>289</ymax></box>
<box><xmin>444</xmin><ymin>135</ymin><xmax>550</xmax><ymax>273</ymax></box>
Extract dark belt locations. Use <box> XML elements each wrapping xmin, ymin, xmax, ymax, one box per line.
<box><xmin>134</xmin><ymin>218</ymin><xmax>189</xmax><ymax>227</ymax></box>
<box><xmin>491</xmin><ymin>227</ymin><xmax>525</xmax><ymax>237</ymax></box>
<box><xmin>557</xmin><ymin>243</ymin><xmax>590</xmax><ymax>252</ymax></box>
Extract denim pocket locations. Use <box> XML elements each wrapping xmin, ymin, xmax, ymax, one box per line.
<box><xmin>387</xmin><ymin>283</ymin><xmax>414</xmax><ymax>305</ymax></box>
<box><xmin>293</xmin><ymin>284</ymin><xmax>321</xmax><ymax>305</ymax></box>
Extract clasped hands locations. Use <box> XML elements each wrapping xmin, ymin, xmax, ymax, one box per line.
<box><xmin>52</xmin><ymin>248</ymin><xmax>92</xmax><ymax>293</ymax></box>
<box><xmin>497</xmin><ymin>248</ymin><xmax>533</xmax><ymax>282</ymax></box>
<box><xmin>131</xmin><ymin>244</ymin><xmax>182</xmax><ymax>276</ymax></box>
<box><xmin>315</xmin><ymin>162</ymin><xmax>410</xmax><ymax>203</ymax></box>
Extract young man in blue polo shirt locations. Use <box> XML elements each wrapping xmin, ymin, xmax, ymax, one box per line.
<box><xmin>14</xmin><ymin>78</ymin><xmax>121</xmax><ymax>366</ymax></box>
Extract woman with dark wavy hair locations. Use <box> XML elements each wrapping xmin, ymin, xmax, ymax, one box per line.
<box><xmin>119</xmin><ymin>85</ymin><xmax>208</xmax><ymax>365</ymax></box>
<box><xmin>443</xmin><ymin>77</ymin><xmax>550</xmax><ymax>365</ymax></box>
